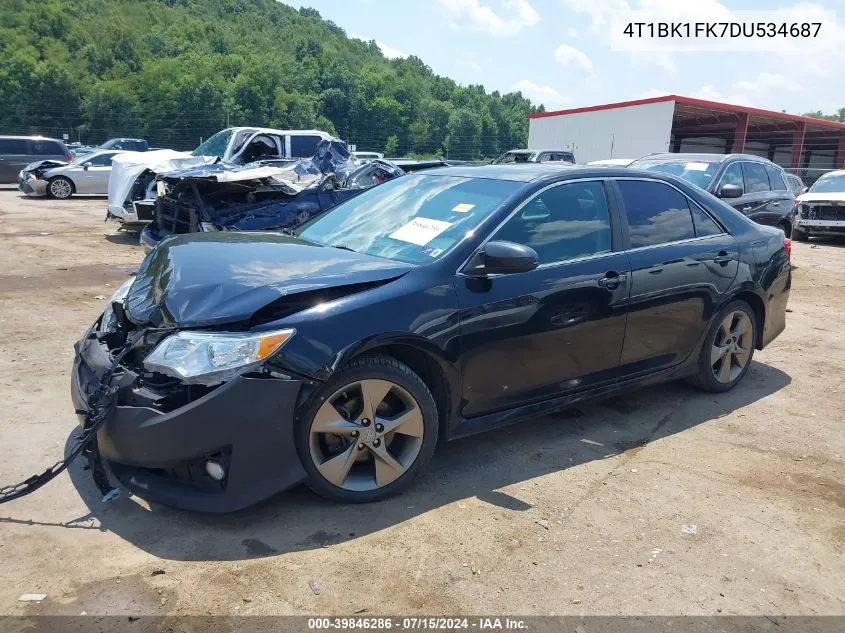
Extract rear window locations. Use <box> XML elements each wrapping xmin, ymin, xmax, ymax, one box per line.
<box><xmin>290</xmin><ymin>134</ymin><xmax>322</xmax><ymax>158</ymax></box>
<box><xmin>31</xmin><ymin>140</ymin><xmax>65</xmax><ymax>155</ymax></box>
<box><xmin>764</xmin><ymin>165</ymin><xmax>788</xmax><ymax>191</ymax></box>
<box><xmin>617</xmin><ymin>180</ymin><xmax>696</xmax><ymax>248</ymax></box>
<box><xmin>0</xmin><ymin>139</ymin><xmax>30</xmax><ymax>154</ymax></box>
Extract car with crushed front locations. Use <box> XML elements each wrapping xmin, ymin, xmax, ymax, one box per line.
<box><xmin>71</xmin><ymin>164</ymin><xmax>791</xmax><ymax>512</ymax></box>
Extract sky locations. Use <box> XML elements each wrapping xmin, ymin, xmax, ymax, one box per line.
<box><xmin>283</xmin><ymin>0</ymin><xmax>845</xmax><ymax>115</ymax></box>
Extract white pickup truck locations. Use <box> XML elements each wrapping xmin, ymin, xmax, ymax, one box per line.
<box><xmin>107</xmin><ymin>127</ymin><xmax>336</xmax><ymax>226</ymax></box>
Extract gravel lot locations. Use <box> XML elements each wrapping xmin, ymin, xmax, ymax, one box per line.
<box><xmin>0</xmin><ymin>188</ymin><xmax>843</xmax><ymax>617</ymax></box>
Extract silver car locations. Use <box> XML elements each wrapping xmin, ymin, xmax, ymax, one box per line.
<box><xmin>18</xmin><ymin>149</ymin><xmax>124</xmax><ymax>199</ymax></box>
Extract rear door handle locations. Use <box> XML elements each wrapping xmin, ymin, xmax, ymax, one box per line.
<box><xmin>597</xmin><ymin>270</ymin><xmax>628</xmax><ymax>290</ymax></box>
<box><xmin>713</xmin><ymin>250</ymin><xmax>733</xmax><ymax>265</ymax></box>
<box><xmin>771</xmin><ymin>200</ymin><xmax>780</xmax><ymax>207</ymax></box>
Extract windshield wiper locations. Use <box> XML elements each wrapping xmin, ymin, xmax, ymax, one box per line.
<box><xmin>331</xmin><ymin>244</ymin><xmax>357</xmax><ymax>253</ymax></box>
<box><xmin>278</xmin><ymin>228</ymin><xmax>298</xmax><ymax>236</ymax></box>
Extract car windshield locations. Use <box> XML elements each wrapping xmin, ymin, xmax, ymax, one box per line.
<box><xmin>631</xmin><ymin>159</ymin><xmax>720</xmax><ymax>189</ymax></box>
<box><xmin>809</xmin><ymin>173</ymin><xmax>845</xmax><ymax>193</ymax></box>
<box><xmin>297</xmin><ymin>174</ymin><xmax>522</xmax><ymax>264</ymax></box>
<box><xmin>68</xmin><ymin>153</ymin><xmax>97</xmax><ymax>165</ymax></box>
<box><xmin>192</xmin><ymin>129</ymin><xmax>234</xmax><ymax>157</ymax></box>
<box><xmin>494</xmin><ymin>152</ymin><xmax>534</xmax><ymax>164</ymax></box>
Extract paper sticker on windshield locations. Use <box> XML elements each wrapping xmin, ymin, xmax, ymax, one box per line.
<box><xmin>452</xmin><ymin>203</ymin><xmax>475</xmax><ymax>213</ymax></box>
<box><xmin>389</xmin><ymin>218</ymin><xmax>452</xmax><ymax>246</ymax></box>
<box><xmin>685</xmin><ymin>162</ymin><xmax>709</xmax><ymax>171</ymax></box>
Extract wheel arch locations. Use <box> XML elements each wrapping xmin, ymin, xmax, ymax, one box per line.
<box><xmin>731</xmin><ymin>289</ymin><xmax>766</xmax><ymax>349</ymax></box>
<box><xmin>341</xmin><ymin>335</ymin><xmax>459</xmax><ymax>439</ymax></box>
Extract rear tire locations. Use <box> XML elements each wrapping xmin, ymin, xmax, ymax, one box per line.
<box><xmin>48</xmin><ymin>176</ymin><xmax>74</xmax><ymax>199</ymax></box>
<box><xmin>687</xmin><ymin>300</ymin><xmax>756</xmax><ymax>393</ymax></box>
<box><xmin>295</xmin><ymin>355</ymin><xmax>439</xmax><ymax>503</ymax></box>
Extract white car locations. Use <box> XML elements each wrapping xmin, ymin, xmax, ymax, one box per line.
<box><xmin>107</xmin><ymin>127</ymin><xmax>336</xmax><ymax>226</ymax></box>
<box><xmin>353</xmin><ymin>151</ymin><xmax>384</xmax><ymax>162</ymax></box>
<box><xmin>587</xmin><ymin>158</ymin><xmax>636</xmax><ymax>167</ymax></box>
<box><xmin>792</xmin><ymin>170</ymin><xmax>845</xmax><ymax>241</ymax></box>
<box><xmin>18</xmin><ymin>150</ymin><xmax>124</xmax><ymax>199</ymax></box>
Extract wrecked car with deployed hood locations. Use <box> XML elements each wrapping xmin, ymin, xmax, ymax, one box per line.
<box><xmin>139</xmin><ymin>141</ymin><xmax>415</xmax><ymax>251</ymax></box>
<box><xmin>72</xmin><ymin>164</ymin><xmax>790</xmax><ymax>512</ymax></box>
<box><xmin>106</xmin><ymin>127</ymin><xmax>335</xmax><ymax>228</ymax></box>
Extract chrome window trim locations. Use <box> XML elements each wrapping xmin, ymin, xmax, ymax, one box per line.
<box><xmin>456</xmin><ymin>177</ymin><xmax>614</xmax><ymax>276</ymax></box>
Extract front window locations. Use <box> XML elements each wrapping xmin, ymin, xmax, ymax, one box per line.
<box><xmin>493</xmin><ymin>152</ymin><xmax>534</xmax><ymax>164</ymax></box>
<box><xmin>192</xmin><ymin>129</ymin><xmax>234</xmax><ymax>158</ymax></box>
<box><xmin>631</xmin><ymin>159</ymin><xmax>720</xmax><ymax>189</ymax></box>
<box><xmin>297</xmin><ymin>174</ymin><xmax>522</xmax><ymax>264</ymax></box>
<box><xmin>492</xmin><ymin>181</ymin><xmax>612</xmax><ymax>264</ymax></box>
<box><xmin>809</xmin><ymin>173</ymin><xmax>845</xmax><ymax>193</ymax></box>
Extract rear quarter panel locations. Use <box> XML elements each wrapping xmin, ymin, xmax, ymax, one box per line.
<box><xmin>749</xmin><ymin>229</ymin><xmax>791</xmax><ymax>347</ymax></box>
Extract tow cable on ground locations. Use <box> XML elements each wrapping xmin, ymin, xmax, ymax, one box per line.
<box><xmin>0</xmin><ymin>332</ymin><xmax>142</xmax><ymax>505</ymax></box>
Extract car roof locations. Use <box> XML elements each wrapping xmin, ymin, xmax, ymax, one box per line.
<box><xmin>0</xmin><ymin>135</ymin><xmax>64</xmax><ymax>142</ymax></box>
<box><xmin>418</xmin><ymin>163</ymin><xmax>617</xmax><ymax>182</ymax></box>
<box><xmin>635</xmin><ymin>152</ymin><xmax>781</xmax><ymax>166</ymax></box>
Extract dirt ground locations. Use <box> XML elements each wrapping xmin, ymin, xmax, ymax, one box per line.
<box><xmin>0</xmin><ymin>188</ymin><xmax>843</xmax><ymax>617</ymax></box>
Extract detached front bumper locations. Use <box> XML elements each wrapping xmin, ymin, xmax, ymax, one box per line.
<box><xmin>18</xmin><ymin>173</ymin><xmax>47</xmax><ymax>196</ymax></box>
<box><xmin>71</xmin><ymin>331</ymin><xmax>308</xmax><ymax>513</ymax></box>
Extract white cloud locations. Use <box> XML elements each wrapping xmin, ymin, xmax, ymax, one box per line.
<box><xmin>639</xmin><ymin>88</ymin><xmax>672</xmax><ymax>99</ymax></box>
<box><xmin>511</xmin><ymin>79</ymin><xmax>570</xmax><ymax>108</ymax></box>
<box><xmin>438</xmin><ymin>0</ymin><xmax>539</xmax><ymax>35</ymax></box>
<box><xmin>554</xmin><ymin>44</ymin><xmax>593</xmax><ymax>72</ymax></box>
<box><xmin>349</xmin><ymin>33</ymin><xmax>406</xmax><ymax>59</ymax></box>
<box><xmin>567</xmin><ymin>27</ymin><xmax>579</xmax><ymax>38</ymax></box>
<box><xmin>376</xmin><ymin>41</ymin><xmax>406</xmax><ymax>59</ymax></box>
<box><xmin>689</xmin><ymin>85</ymin><xmax>752</xmax><ymax>107</ymax></box>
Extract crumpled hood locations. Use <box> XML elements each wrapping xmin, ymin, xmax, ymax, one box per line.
<box><xmin>126</xmin><ymin>232</ymin><xmax>412</xmax><ymax>328</ymax></box>
<box><xmin>796</xmin><ymin>192</ymin><xmax>845</xmax><ymax>203</ymax></box>
<box><xmin>23</xmin><ymin>159</ymin><xmax>68</xmax><ymax>174</ymax></box>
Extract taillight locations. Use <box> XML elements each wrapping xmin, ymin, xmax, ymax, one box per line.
<box><xmin>66</xmin><ymin>153</ymin><xmax>73</xmax><ymax>161</ymax></box>
<box><xmin>783</xmin><ymin>237</ymin><xmax>792</xmax><ymax>258</ymax></box>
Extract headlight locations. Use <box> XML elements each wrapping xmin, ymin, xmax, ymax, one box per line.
<box><xmin>143</xmin><ymin>328</ymin><xmax>295</xmax><ymax>385</ymax></box>
<box><xmin>100</xmin><ymin>278</ymin><xmax>135</xmax><ymax>332</ymax></box>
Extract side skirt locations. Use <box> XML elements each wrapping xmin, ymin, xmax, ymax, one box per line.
<box><xmin>448</xmin><ymin>358</ymin><xmax>698</xmax><ymax>441</ymax></box>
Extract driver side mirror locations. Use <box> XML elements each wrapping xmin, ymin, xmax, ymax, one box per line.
<box><xmin>464</xmin><ymin>240</ymin><xmax>539</xmax><ymax>276</ymax></box>
<box><xmin>719</xmin><ymin>183</ymin><xmax>743</xmax><ymax>198</ymax></box>
<box><xmin>82</xmin><ymin>161</ymin><xmax>92</xmax><ymax>170</ymax></box>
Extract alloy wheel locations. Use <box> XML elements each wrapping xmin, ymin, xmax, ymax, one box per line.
<box><xmin>711</xmin><ymin>310</ymin><xmax>753</xmax><ymax>384</ymax></box>
<box><xmin>308</xmin><ymin>379</ymin><xmax>425</xmax><ymax>491</ymax></box>
<box><xmin>50</xmin><ymin>178</ymin><xmax>72</xmax><ymax>199</ymax></box>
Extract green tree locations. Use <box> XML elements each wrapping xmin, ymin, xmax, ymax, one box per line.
<box><xmin>384</xmin><ymin>135</ymin><xmax>399</xmax><ymax>156</ymax></box>
<box><xmin>445</xmin><ymin>108</ymin><xmax>481</xmax><ymax>160</ymax></box>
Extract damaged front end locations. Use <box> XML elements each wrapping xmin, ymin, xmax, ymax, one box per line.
<box><xmin>139</xmin><ymin>141</ymin><xmax>405</xmax><ymax>252</ymax></box>
<box><xmin>71</xmin><ymin>231</ymin><xmax>411</xmax><ymax>511</ymax></box>
<box><xmin>18</xmin><ymin>160</ymin><xmax>68</xmax><ymax>196</ymax></box>
<box><xmin>795</xmin><ymin>200</ymin><xmax>845</xmax><ymax>237</ymax></box>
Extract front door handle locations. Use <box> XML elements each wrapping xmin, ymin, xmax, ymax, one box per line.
<box><xmin>713</xmin><ymin>250</ymin><xmax>733</xmax><ymax>265</ymax></box>
<box><xmin>597</xmin><ymin>270</ymin><xmax>627</xmax><ymax>290</ymax></box>
<box><xmin>771</xmin><ymin>200</ymin><xmax>781</xmax><ymax>207</ymax></box>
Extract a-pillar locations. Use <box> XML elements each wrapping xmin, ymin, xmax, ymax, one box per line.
<box><xmin>791</xmin><ymin>123</ymin><xmax>806</xmax><ymax>169</ymax></box>
<box><xmin>732</xmin><ymin>112</ymin><xmax>749</xmax><ymax>153</ymax></box>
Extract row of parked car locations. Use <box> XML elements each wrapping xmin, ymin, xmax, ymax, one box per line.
<box><xmin>5</xmin><ymin>130</ymin><xmax>845</xmax><ymax>244</ymax></box>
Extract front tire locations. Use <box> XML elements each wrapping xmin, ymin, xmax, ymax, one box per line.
<box><xmin>687</xmin><ymin>301</ymin><xmax>756</xmax><ymax>393</ymax></box>
<box><xmin>295</xmin><ymin>355</ymin><xmax>439</xmax><ymax>503</ymax></box>
<box><xmin>48</xmin><ymin>176</ymin><xmax>74</xmax><ymax>199</ymax></box>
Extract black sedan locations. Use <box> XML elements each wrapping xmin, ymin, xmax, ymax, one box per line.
<box><xmin>71</xmin><ymin>164</ymin><xmax>791</xmax><ymax>511</ymax></box>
